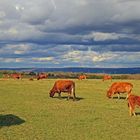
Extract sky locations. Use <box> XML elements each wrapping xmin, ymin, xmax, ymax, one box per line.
<box><xmin>0</xmin><ymin>0</ymin><xmax>140</xmax><ymax>68</ymax></box>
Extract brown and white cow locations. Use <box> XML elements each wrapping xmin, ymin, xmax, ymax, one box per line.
<box><xmin>37</xmin><ymin>73</ymin><xmax>48</xmax><ymax>80</ymax></box>
<box><xmin>128</xmin><ymin>94</ymin><xmax>140</xmax><ymax>116</ymax></box>
<box><xmin>49</xmin><ymin>80</ymin><xmax>76</xmax><ymax>100</ymax></box>
<box><xmin>107</xmin><ymin>82</ymin><xmax>133</xmax><ymax>99</ymax></box>
<box><xmin>103</xmin><ymin>75</ymin><xmax>112</xmax><ymax>81</ymax></box>
<box><xmin>78</xmin><ymin>75</ymin><xmax>86</xmax><ymax>80</ymax></box>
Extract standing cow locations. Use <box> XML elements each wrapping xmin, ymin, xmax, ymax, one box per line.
<box><xmin>78</xmin><ymin>75</ymin><xmax>86</xmax><ymax>80</ymax></box>
<box><xmin>107</xmin><ymin>82</ymin><xmax>133</xmax><ymax>99</ymax></box>
<box><xmin>37</xmin><ymin>73</ymin><xmax>48</xmax><ymax>80</ymax></box>
<box><xmin>49</xmin><ymin>80</ymin><xmax>76</xmax><ymax>100</ymax></box>
<box><xmin>103</xmin><ymin>75</ymin><xmax>112</xmax><ymax>81</ymax></box>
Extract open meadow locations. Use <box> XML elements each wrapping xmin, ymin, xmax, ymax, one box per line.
<box><xmin>0</xmin><ymin>78</ymin><xmax>140</xmax><ymax>140</ymax></box>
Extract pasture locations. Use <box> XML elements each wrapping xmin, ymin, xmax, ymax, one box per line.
<box><xmin>0</xmin><ymin>79</ymin><xmax>140</xmax><ymax>140</ymax></box>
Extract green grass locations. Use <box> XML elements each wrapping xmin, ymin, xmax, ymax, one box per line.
<box><xmin>0</xmin><ymin>79</ymin><xmax>140</xmax><ymax>140</ymax></box>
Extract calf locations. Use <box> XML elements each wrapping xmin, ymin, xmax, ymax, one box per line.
<box><xmin>107</xmin><ymin>82</ymin><xmax>133</xmax><ymax>99</ymax></box>
<box><xmin>128</xmin><ymin>95</ymin><xmax>140</xmax><ymax>116</ymax></box>
<box><xmin>49</xmin><ymin>80</ymin><xmax>76</xmax><ymax>100</ymax></box>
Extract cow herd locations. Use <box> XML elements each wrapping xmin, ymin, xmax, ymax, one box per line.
<box><xmin>105</xmin><ymin>81</ymin><xmax>140</xmax><ymax>116</ymax></box>
<box><xmin>3</xmin><ymin>73</ymin><xmax>22</xmax><ymax>79</ymax></box>
<box><xmin>3</xmin><ymin>73</ymin><xmax>48</xmax><ymax>80</ymax></box>
<box><xmin>2</xmin><ymin>73</ymin><xmax>140</xmax><ymax>116</ymax></box>
<box><xmin>106</xmin><ymin>81</ymin><xmax>137</xmax><ymax>116</ymax></box>
<box><xmin>49</xmin><ymin>78</ymin><xmax>140</xmax><ymax>117</ymax></box>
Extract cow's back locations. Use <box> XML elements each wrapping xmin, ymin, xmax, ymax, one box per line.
<box><xmin>111</xmin><ymin>82</ymin><xmax>133</xmax><ymax>92</ymax></box>
<box><xmin>128</xmin><ymin>95</ymin><xmax>140</xmax><ymax>106</ymax></box>
<box><xmin>11</xmin><ymin>74</ymin><xmax>21</xmax><ymax>79</ymax></box>
<box><xmin>54</xmin><ymin>80</ymin><xmax>74</xmax><ymax>91</ymax></box>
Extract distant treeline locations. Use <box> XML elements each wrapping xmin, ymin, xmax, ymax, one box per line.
<box><xmin>0</xmin><ymin>70</ymin><xmax>140</xmax><ymax>80</ymax></box>
<box><xmin>0</xmin><ymin>67</ymin><xmax>140</xmax><ymax>74</ymax></box>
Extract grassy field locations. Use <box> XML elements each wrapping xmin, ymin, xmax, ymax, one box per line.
<box><xmin>0</xmin><ymin>79</ymin><xmax>140</xmax><ymax>140</ymax></box>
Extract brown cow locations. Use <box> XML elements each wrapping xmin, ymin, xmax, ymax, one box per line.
<box><xmin>11</xmin><ymin>73</ymin><xmax>22</xmax><ymax>79</ymax></box>
<box><xmin>49</xmin><ymin>80</ymin><xmax>76</xmax><ymax>100</ymax></box>
<box><xmin>29</xmin><ymin>78</ymin><xmax>34</xmax><ymax>81</ymax></box>
<box><xmin>78</xmin><ymin>75</ymin><xmax>86</xmax><ymax>80</ymax></box>
<box><xmin>103</xmin><ymin>75</ymin><xmax>112</xmax><ymax>81</ymax></box>
<box><xmin>37</xmin><ymin>73</ymin><xmax>48</xmax><ymax>80</ymax></box>
<box><xmin>107</xmin><ymin>82</ymin><xmax>133</xmax><ymax>99</ymax></box>
<box><xmin>128</xmin><ymin>94</ymin><xmax>140</xmax><ymax>116</ymax></box>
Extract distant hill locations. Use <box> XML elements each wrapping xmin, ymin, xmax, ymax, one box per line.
<box><xmin>0</xmin><ymin>67</ymin><xmax>140</xmax><ymax>74</ymax></box>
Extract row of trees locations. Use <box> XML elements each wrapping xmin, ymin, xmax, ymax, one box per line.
<box><xmin>0</xmin><ymin>70</ymin><xmax>140</xmax><ymax>79</ymax></box>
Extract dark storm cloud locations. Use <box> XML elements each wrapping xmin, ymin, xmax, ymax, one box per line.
<box><xmin>0</xmin><ymin>0</ymin><xmax>140</xmax><ymax>67</ymax></box>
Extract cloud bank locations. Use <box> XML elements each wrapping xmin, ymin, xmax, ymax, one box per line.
<box><xmin>0</xmin><ymin>0</ymin><xmax>140</xmax><ymax>68</ymax></box>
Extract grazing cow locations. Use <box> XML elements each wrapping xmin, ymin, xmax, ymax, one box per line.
<box><xmin>37</xmin><ymin>73</ymin><xmax>48</xmax><ymax>80</ymax></box>
<box><xmin>78</xmin><ymin>75</ymin><xmax>86</xmax><ymax>80</ymax></box>
<box><xmin>128</xmin><ymin>94</ymin><xmax>140</xmax><ymax>116</ymax></box>
<box><xmin>49</xmin><ymin>80</ymin><xmax>76</xmax><ymax>100</ymax></box>
<box><xmin>107</xmin><ymin>82</ymin><xmax>133</xmax><ymax>99</ymax></box>
<box><xmin>103</xmin><ymin>75</ymin><xmax>112</xmax><ymax>81</ymax></box>
<box><xmin>11</xmin><ymin>73</ymin><xmax>22</xmax><ymax>79</ymax></box>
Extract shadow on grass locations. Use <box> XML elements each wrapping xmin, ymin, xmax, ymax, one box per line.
<box><xmin>0</xmin><ymin>114</ymin><xmax>25</xmax><ymax>128</ymax></box>
<box><xmin>135</xmin><ymin>112</ymin><xmax>140</xmax><ymax>116</ymax></box>
<box><xmin>51</xmin><ymin>96</ymin><xmax>84</xmax><ymax>101</ymax></box>
<box><xmin>112</xmin><ymin>96</ymin><xmax>126</xmax><ymax>100</ymax></box>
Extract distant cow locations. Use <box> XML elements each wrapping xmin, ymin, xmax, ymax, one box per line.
<box><xmin>11</xmin><ymin>73</ymin><xmax>22</xmax><ymax>79</ymax></box>
<box><xmin>103</xmin><ymin>75</ymin><xmax>112</xmax><ymax>81</ymax></box>
<box><xmin>49</xmin><ymin>80</ymin><xmax>76</xmax><ymax>100</ymax></box>
<box><xmin>37</xmin><ymin>73</ymin><xmax>48</xmax><ymax>80</ymax></box>
<box><xmin>29</xmin><ymin>78</ymin><xmax>34</xmax><ymax>81</ymax></box>
<box><xmin>128</xmin><ymin>94</ymin><xmax>140</xmax><ymax>116</ymax></box>
<box><xmin>107</xmin><ymin>82</ymin><xmax>133</xmax><ymax>99</ymax></box>
<box><xmin>78</xmin><ymin>75</ymin><xmax>86</xmax><ymax>80</ymax></box>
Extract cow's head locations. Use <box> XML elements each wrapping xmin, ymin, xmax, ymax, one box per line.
<box><xmin>49</xmin><ymin>90</ymin><xmax>55</xmax><ymax>97</ymax></box>
<box><xmin>107</xmin><ymin>90</ymin><xmax>112</xmax><ymax>98</ymax></box>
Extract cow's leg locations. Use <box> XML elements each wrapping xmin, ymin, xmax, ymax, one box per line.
<box><xmin>132</xmin><ymin>106</ymin><xmax>136</xmax><ymax>116</ymax></box>
<box><xmin>73</xmin><ymin>96</ymin><xmax>76</xmax><ymax>101</ymax></box>
<box><xmin>129</xmin><ymin>106</ymin><xmax>133</xmax><ymax>116</ymax></box>
<box><xmin>58</xmin><ymin>92</ymin><xmax>61</xmax><ymax>99</ymax></box>
<box><xmin>133</xmin><ymin>111</ymin><xmax>136</xmax><ymax>116</ymax></box>
<box><xmin>67</xmin><ymin>92</ymin><xmax>71</xmax><ymax>100</ymax></box>
<box><xmin>126</xmin><ymin>94</ymin><xmax>129</xmax><ymax>100</ymax></box>
<box><xmin>126</xmin><ymin>92</ymin><xmax>131</xmax><ymax>100</ymax></box>
<box><xmin>129</xmin><ymin>105</ymin><xmax>136</xmax><ymax>116</ymax></box>
<box><xmin>117</xmin><ymin>93</ymin><xmax>120</xmax><ymax>99</ymax></box>
<box><xmin>126</xmin><ymin>92</ymin><xmax>130</xmax><ymax>100</ymax></box>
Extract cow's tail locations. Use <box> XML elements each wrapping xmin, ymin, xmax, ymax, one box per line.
<box><xmin>128</xmin><ymin>100</ymin><xmax>130</xmax><ymax>107</ymax></box>
<box><xmin>72</xmin><ymin>82</ymin><xmax>76</xmax><ymax>100</ymax></box>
